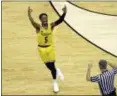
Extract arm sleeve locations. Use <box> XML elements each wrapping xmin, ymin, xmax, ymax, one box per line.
<box><xmin>54</xmin><ymin>12</ymin><xmax>66</xmax><ymax>26</ymax></box>
<box><xmin>91</xmin><ymin>75</ymin><xmax>100</xmax><ymax>82</ymax></box>
<box><xmin>112</xmin><ymin>68</ymin><xmax>117</xmax><ymax>74</ymax></box>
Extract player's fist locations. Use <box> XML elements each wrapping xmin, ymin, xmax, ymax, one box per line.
<box><xmin>62</xmin><ymin>5</ymin><xmax>67</xmax><ymax>13</ymax></box>
<box><xmin>88</xmin><ymin>64</ymin><xmax>92</xmax><ymax>68</ymax></box>
<box><xmin>28</xmin><ymin>6</ymin><xmax>33</xmax><ymax>13</ymax></box>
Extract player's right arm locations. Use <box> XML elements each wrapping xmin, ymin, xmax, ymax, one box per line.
<box><xmin>28</xmin><ymin>6</ymin><xmax>40</xmax><ymax>32</ymax></box>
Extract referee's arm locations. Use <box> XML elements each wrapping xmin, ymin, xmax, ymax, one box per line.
<box><xmin>86</xmin><ymin>64</ymin><xmax>92</xmax><ymax>81</ymax></box>
<box><xmin>86</xmin><ymin>64</ymin><xmax>100</xmax><ymax>82</ymax></box>
<box><xmin>108</xmin><ymin>62</ymin><xmax>117</xmax><ymax>74</ymax></box>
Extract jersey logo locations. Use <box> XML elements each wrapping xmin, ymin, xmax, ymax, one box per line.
<box><xmin>40</xmin><ymin>30</ymin><xmax>51</xmax><ymax>36</ymax></box>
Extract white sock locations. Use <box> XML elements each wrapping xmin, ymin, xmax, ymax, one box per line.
<box><xmin>57</xmin><ymin>68</ymin><xmax>64</xmax><ymax>81</ymax></box>
<box><xmin>53</xmin><ymin>79</ymin><xmax>59</xmax><ymax>92</ymax></box>
<box><xmin>53</xmin><ymin>79</ymin><xmax>57</xmax><ymax>83</ymax></box>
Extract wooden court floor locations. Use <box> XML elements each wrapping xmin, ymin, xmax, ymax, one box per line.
<box><xmin>2</xmin><ymin>2</ymin><xmax>117</xmax><ymax>95</ymax></box>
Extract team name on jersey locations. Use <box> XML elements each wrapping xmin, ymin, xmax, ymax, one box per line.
<box><xmin>40</xmin><ymin>31</ymin><xmax>52</xmax><ymax>36</ymax></box>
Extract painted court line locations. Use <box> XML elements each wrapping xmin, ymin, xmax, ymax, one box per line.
<box><xmin>51</xmin><ymin>2</ymin><xmax>117</xmax><ymax>57</ymax></box>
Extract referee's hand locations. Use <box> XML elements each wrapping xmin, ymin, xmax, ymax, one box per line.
<box><xmin>28</xmin><ymin>6</ymin><xmax>33</xmax><ymax>14</ymax></box>
<box><xmin>88</xmin><ymin>64</ymin><xmax>92</xmax><ymax>68</ymax></box>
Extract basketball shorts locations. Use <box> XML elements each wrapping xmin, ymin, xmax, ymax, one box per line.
<box><xmin>38</xmin><ymin>45</ymin><xmax>55</xmax><ymax>63</ymax></box>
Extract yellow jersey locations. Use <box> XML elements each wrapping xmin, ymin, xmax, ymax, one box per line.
<box><xmin>37</xmin><ymin>24</ymin><xmax>53</xmax><ymax>46</ymax></box>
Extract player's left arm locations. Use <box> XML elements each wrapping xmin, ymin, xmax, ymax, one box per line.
<box><xmin>51</xmin><ymin>5</ymin><xmax>67</xmax><ymax>30</ymax></box>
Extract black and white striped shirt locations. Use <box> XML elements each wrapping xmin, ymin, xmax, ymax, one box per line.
<box><xmin>91</xmin><ymin>68</ymin><xmax>117</xmax><ymax>95</ymax></box>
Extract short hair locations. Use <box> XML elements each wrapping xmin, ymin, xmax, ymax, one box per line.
<box><xmin>99</xmin><ymin>59</ymin><xmax>107</xmax><ymax>69</ymax></box>
<box><xmin>39</xmin><ymin>13</ymin><xmax>47</xmax><ymax>19</ymax></box>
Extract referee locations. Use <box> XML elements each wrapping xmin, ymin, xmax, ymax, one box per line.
<box><xmin>86</xmin><ymin>60</ymin><xmax>117</xmax><ymax>96</ymax></box>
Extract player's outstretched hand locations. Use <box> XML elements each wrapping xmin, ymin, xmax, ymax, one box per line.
<box><xmin>28</xmin><ymin>6</ymin><xmax>33</xmax><ymax>13</ymax></box>
<box><xmin>62</xmin><ymin>5</ymin><xmax>67</xmax><ymax>13</ymax></box>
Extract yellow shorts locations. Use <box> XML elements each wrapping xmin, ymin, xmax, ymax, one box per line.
<box><xmin>38</xmin><ymin>45</ymin><xmax>55</xmax><ymax>63</ymax></box>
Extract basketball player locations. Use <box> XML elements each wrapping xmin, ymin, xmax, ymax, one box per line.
<box><xmin>28</xmin><ymin>5</ymin><xmax>67</xmax><ymax>92</ymax></box>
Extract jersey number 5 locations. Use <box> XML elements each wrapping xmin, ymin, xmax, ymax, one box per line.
<box><xmin>45</xmin><ymin>36</ymin><xmax>48</xmax><ymax>43</ymax></box>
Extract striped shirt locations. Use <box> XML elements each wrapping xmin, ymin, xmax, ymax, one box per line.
<box><xmin>91</xmin><ymin>68</ymin><xmax>117</xmax><ymax>95</ymax></box>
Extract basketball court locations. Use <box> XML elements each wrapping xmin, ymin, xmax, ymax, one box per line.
<box><xmin>2</xmin><ymin>1</ymin><xmax>117</xmax><ymax>95</ymax></box>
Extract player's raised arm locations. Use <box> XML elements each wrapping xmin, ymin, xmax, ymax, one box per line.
<box><xmin>51</xmin><ymin>5</ymin><xmax>67</xmax><ymax>29</ymax></box>
<box><xmin>28</xmin><ymin>6</ymin><xmax>40</xmax><ymax>31</ymax></box>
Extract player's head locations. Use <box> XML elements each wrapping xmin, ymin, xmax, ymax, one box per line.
<box><xmin>99</xmin><ymin>59</ymin><xmax>107</xmax><ymax>70</ymax></box>
<box><xmin>39</xmin><ymin>13</ymin><xmax>48</xmax><ymax>25</ymax></box>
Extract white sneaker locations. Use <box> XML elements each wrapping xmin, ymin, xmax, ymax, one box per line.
<box><xmin>57</xmin><ymin>68</ymin><xmax>64</xmax><ymax>81</ymax></box>
<box><xmin>53</xmin><ymin>80</ymin><xmax>59</xmax><ymax>93</ymax></box>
